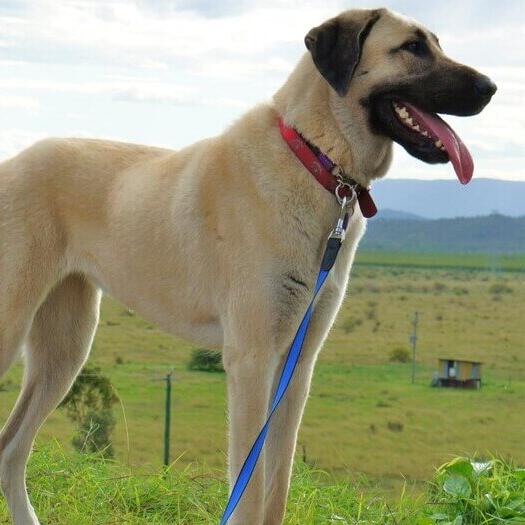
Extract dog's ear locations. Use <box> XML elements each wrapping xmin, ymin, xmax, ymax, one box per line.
<box><xmin>305</xmin><ymin>11</ymin><xmax>381</xmax><ymax>96</ymax></box>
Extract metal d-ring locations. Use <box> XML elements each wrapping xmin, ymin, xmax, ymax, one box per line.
<box><xmin>335</xmin><ymin>181</ymin><xmax>357</xmax><ymax>208</ymax></box>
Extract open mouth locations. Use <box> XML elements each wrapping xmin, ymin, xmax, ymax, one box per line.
<box><xmin>370</xmin><ymin>98</ymin><xmax>474</xmax><ymax>184</ymax></box>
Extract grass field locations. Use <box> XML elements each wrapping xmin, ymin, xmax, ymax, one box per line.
<box><xmin>1</xmin><ymin>446</ymin><xmax>524</xmax><ymax>524</ymax></box>
<box><xmin>1</xmin><ymin>251</ymin><xmax>524</xmax><ymax>498</ymax></box>
<box><xmin>355</xmin><ymin>250</ymin><xmax>525</xmax><ymax>272</ymax></box>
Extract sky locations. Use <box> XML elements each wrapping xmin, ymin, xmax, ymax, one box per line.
<box><xmin>0</xmin><ymin>0</ymin><xmax>524</xmax><ymax>181</ymax></box>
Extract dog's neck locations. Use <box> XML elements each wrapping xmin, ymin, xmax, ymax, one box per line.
<box><xmin>273</xmin><ymin>54</ymin><xmax>393</xmax><ymax>188</ymax></box>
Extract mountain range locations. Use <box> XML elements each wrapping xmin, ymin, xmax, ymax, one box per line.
<box><xmin>361</xmin><ymin>214</ymin><xmax>525</xmax><ymax>253</ymax></box>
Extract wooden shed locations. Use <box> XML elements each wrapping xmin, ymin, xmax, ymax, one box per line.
<box><xmin>436</xmin><ymin>358</ymin><xmax>482</xmax><ymax>389</ymax></box>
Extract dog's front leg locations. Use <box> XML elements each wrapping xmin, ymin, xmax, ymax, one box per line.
<box><xmin>262</xmin><ymin>288</ymin><xmax>341</xmax><ymax>525</ymax></box>
<box><xmin>224</xmin><ymin>333</ymin><xmax>278</xmax><ymax>525</ymax></box>
<box><xmin>262</xmin><ymin>348</ymin><xmax>318</xmax><ymax>525</ymax></box>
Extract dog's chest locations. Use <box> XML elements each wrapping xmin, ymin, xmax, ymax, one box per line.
<box><xmin>273</xmin><ymin>213</ymin><xmax>365</xmax><ymax>341</ymax></box>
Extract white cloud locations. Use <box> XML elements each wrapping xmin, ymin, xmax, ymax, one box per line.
<box><xmin>0</xmin><ymin>77</ymin><xmax>247</xmax><ymax>109</ymax></box>
<box><xmin>0</xmin><ymin>95</ymin><xmax>39</xmax><ymax>110</ymax></box>
<box><xmin>0</xmin><ymin>0</ymin><xmax>332</xmax><ymax>62</ymax></box>
<box><xmin>113</xmin><ymin>85</ymin><xmax>247</xmax><ymax>109</ymax></box>
<box><xmin>0</xmin><ymin>0</ymin><xmax>523</xmax><ymax>181</ymax></box>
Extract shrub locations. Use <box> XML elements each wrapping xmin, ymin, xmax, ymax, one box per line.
<box><xmin>0</xmin><ymin>379</ymin><xmax>13</xmax><ymax>392</ymax></box>
<box><xmin>387</xmin><ymin>421</ymin><xmax>404</xmax><ymax>432</ymax></box>
<box><xmin>60</xmin><ymin>366</ymin><xmax>117</xmax><ymax>457</ymax></box>
<box><xmin>341</xmin><ymin>317</ymin><xmax>362</xmax><ymax>333</ymax></box>
<box><xmin>366</xmin><ymin>308</ymin><xmax>377</xmax><ymax>320</ymax></box>
<box><xmin>72</xmin><ymin>410</ymin><xmax>116</xmax><ymax>457</ymax></box>
<box><xmin>489</xmin><ymin>283</ymin><xmax>513</xmax><ymax>295</ymax></box>
<box><xmin>389</xmin><ymin>347</ymin><xmax>410</xmax><ymax>363</ymax></box>
<box><xmin>433</xmin><ymin>282</ymin><xmax>447</xmax><ymax>292</ymax></box>
<box><xmin>188</xmin><ymin>349</ymin><xmax>224</xmax><ymax>373</ymax></box>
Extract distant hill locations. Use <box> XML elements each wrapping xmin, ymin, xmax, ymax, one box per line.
<box><xmin>361</xmin><ymin>214</ymin><xmax>525</xmax><ymax>253</ymax></box>
<box><xmin>371</xmin><ymin>179</ymin><xmax>525</xmax><ymax>219</ymax></box>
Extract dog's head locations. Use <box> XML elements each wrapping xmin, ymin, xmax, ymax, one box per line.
<box><xmin>303</xmin><ymin>8</ymin><xmax>496</xmax><ymax>184</ymax></box>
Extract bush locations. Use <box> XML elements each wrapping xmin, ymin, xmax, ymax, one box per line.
<box><xmin>0</xmin><ymin>379</ymin><xmax>13</xmax><ymax>392</ymax></box>
<box><xmin>341</xmin><ymin>317</ymin><xmax>362</xmax><ymax>333</ymax></box>
<box><xmin>60</xmin><ymin>366</ymin><xmax>117</xmax><ymax>457</ymax></box>
<box><xmin>489</xmin><ymin>283</ymin><xmax>513</xmax><ymax>295</ymax></box>
<box><xmin>188</xmin><ymin>349</ymin><xmax>224</xmax><ymax>372</ymax></box>
<box><xmin>387</xmin><ymin>421</ymin><xmax>404</xmax><ymax>432</ymax></box>
<box><xmin>389</xmin><ymin>347</ymin><xmax>410</xmax><ymax>363</ymax></box>
<box><xmin>433</xmin><ymin>282</ymin><xmax>447</xmax><ymax>292</ymax></box>
<box><xmin>72</xmin><ymin>410</ymin><xmax>115</xmax><ymax>457</ymax></box>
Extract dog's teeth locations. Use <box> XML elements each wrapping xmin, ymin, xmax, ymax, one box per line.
<box><xmin>435</xmin><ymin>139</ymin><xmax>443</xmax><ymax>148</ymax></box>
<box><xmin>413</xmin><ymin>124</ymin><xmax>420</xmax><ymax>131</ymax></box>
<box><xmin>440</xmin><ymin>145</ymin><xmax>446</xmax><ymax>151</ymax></box>
<box><xmin>405</xmin><ymin>117</ymin><xmax>413</xmax><ymax>125</ymax></box>
<box><xmin>399</xmin><ymin>108</ymin><xmax>409</xmax><ymax>118</ymax></box>
<box><xmin>422</xmin><ymin>131</ymin><xmax>429</xmax><ymax>137</ymax></box>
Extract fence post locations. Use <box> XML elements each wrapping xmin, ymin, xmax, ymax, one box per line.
<box><xmin>163</xmin><ymin>372</ymin><xmax>172</xmax><ymax>466</ymax></box>
<box><xmin>410</xmin><ymin>311</ymin><xmax>419</xmax><ymax>384</ymax></box>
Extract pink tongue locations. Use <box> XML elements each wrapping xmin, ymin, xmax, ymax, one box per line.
<box><xmin>403</xmin><ymin>102</ymin><xmax>474</xmax><ymax>184</ymax></box>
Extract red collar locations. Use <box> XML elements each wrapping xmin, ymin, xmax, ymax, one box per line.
<box><xmin>278</xmin><ymin>118</ymin><xmax>377</xmax><ymax>218</ymax></box>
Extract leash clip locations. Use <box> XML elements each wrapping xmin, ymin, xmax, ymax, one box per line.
<box><xmin>331</xmin><ymin>177</ymin><xmax>357</xmax><ymax>240</ymax></box>
<box><xmin>323</xmin><ymin>196</ymin><xmax>349</xmax><ymax>271</ymax></box>
<box><xmin>330</xmin><ymin>195</ymin><xmax>350</xmax><ymax>242</ymax></box>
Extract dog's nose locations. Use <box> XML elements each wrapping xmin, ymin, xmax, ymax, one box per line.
<box><xmin>474</xmin><ymin>76</ymin><xmax>497</xmax><ymax>98</ymax></box>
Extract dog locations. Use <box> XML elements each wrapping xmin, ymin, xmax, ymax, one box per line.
<box><xmin>0</xmin><ymin>7</ymin><xmax>496</xmax><ymax>525</ymax></box>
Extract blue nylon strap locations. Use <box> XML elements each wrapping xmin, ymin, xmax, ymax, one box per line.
<box><xmin>220</xmin><ymin>268</ymin><xmax>330</xmax><ymax>524</ymax></box>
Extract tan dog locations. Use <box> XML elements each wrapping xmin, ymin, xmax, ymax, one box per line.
<box><xmin>0</xmin><ymin>8</ymin><xmax>496</xmax><ymax>525</ymax></box>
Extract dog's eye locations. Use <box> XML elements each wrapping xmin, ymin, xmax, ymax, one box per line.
<box><xmin>401</xmin><ymin>40</ymin><xmax>428</xmax><ymax>57</ymax></box>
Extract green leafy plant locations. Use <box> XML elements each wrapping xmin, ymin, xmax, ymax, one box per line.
<box><xmin>427</xmin><ymin>457</ymin><xmax>525</xmax><ymax>524</ymax></box>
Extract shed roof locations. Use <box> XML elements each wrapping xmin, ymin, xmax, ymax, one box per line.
<box><xmin>438</xmin><ymin>358</ymin><xmax>483</xmax><ymax>364</ymax></box>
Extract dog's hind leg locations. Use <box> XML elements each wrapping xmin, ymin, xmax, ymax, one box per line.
<box><xmin>0</xmin><ymin>274</ymin><xmax>101</xmax><ymax>525</ymax></box>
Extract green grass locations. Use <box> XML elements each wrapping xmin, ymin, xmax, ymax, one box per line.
<box><xmin>1</xmin><ymin>445</ymin><xmax>523</xmax><ymax>524</ymax></box>
<box><xmin>355</xmin><ymin>251</ymin><xmax>525</xmax><ymax>272</ymax></box>
<box><xmin>1</xmin><ymin>252</ymin><xmax>524</xmax><ymax>496</ymax></box>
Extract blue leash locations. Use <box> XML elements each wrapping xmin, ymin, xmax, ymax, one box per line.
<box><xmin>220</xmin><ymin>201</ymin><xmax>350</xmax><ymax>524</ymax></box>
